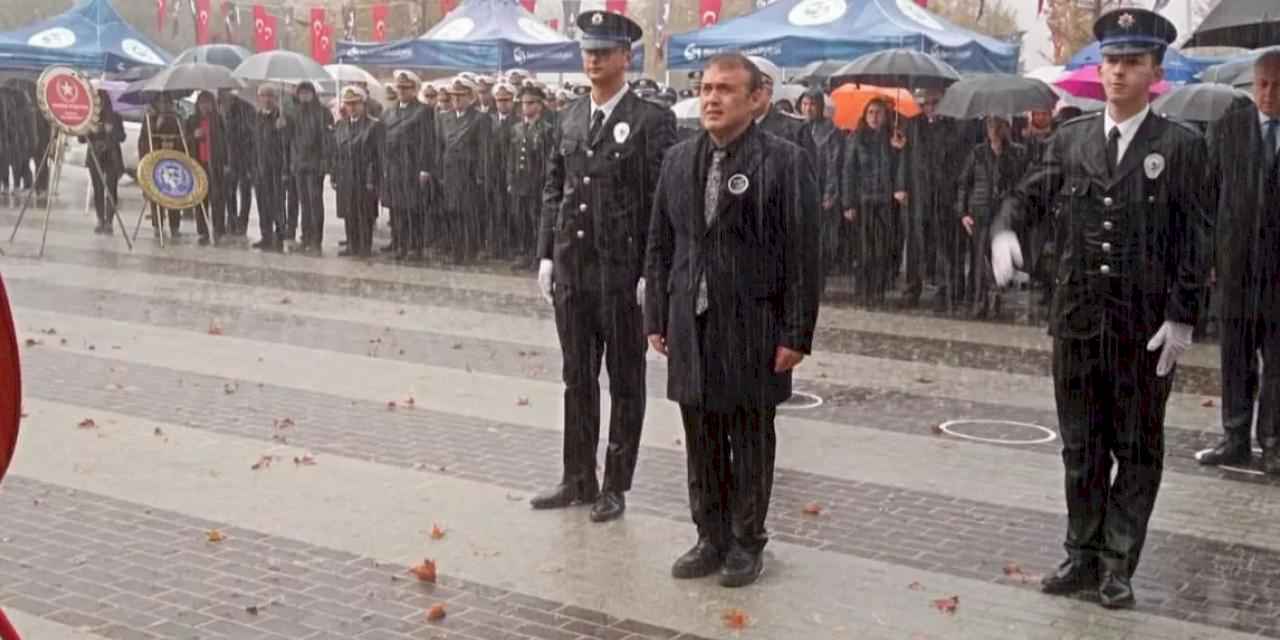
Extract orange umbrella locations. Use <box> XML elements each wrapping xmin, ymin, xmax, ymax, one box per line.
<box><xmin>831</xmin><ymin>84</ymin><xmax>920</xmax><ymax>131</ymax></box>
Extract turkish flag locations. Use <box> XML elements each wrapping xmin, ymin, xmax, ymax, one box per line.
<box><xmin>699</xmin><ymin>0</ymin><xmax>721</xmax><ymax>26</ymax></box>
<box><xmin>520</xmin><ymin>0</ymin><xmax>536</xmax><ymax>11</ymax></box>
<box><xmin>914</xmin><ymin>0</ymin><xmax>927</xmax><ymax>6</ymax></box>
<box><xmin>371</xmin><ymin>4</ymin><xmax>389</xmax><ymax>42</ymax></box>
<box><xmin>196</xmin><ymin>0</ymin><xmax>211</xmax><ymax>44</ymax></box>
<box><xmin>442</xmin><ymin>0</ymin><xmax>459</xmax><ymax>15</ymax></box>
<box><xmin>254</xmin><ymin>6</ymin><xmax>277</xmax><ymax>51</ymax></box>
<box><xmin>605</xmin><ymin>0</ymin><xmax>626</xmax><ymax>15</ymax></box>
<box><xmin>310</xmin><ymin>8</ymin><xmax>330</xmax><ymax>63</ymax></box>
<box><xmin>157</xmin><ymin>0</ymin><xmax>167</xmax><ymax>33</ymax></box>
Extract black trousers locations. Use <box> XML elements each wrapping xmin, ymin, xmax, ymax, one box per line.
<box><xmin>857</xmin><ymin>203</ymin><xmax>894</xmax><ymax>303</ymax></box>
<box><xmin>679</xmin><ymin>404</ymin><xmax>777</xmax><ymax>553</ymax></box>
<box><xmin>341</xmin><ymin>189</ymin><xmax>378</xmax><ymax>256</ymax></box>
<box><xmin>194</xmin><ymin>162</ymin><xmax>225</xmax><ymax>239</ymax></box>
<box><xmin>149</xmin><ymin>204</ymin><xmax>180</xmax><ymax>233</ymax></box>
<box><xmin>390</xmin><ymin>206</ymin><xmax>424</xmax><ymax>253</ymax></box>
<box><xmin>962</xmin><ymin>219</ymin><xmax>995</xmax><ymax>312</ymax></box>
<box><xmin>442</xmin><ymin>205</ymin><xmax>479</xmax><ymax>263</ymax></box>
<box><xmin>552</xmin><ymin>286</ymin><xmax>646</xmax><ymax>494</ymax></box>
<box><xmin>284</xmin><ymin>174</ymin><xmax>300</xmax><ymax>241</ymax></box>
<box><xmin>510</xmin><ymin>192</ymin><xmax>539</xmax><ymax>257</ymax></box>
<box><xmin>255</xmin><ymin>177</ymin><xmax>285</xmax><ymax>245</ymax></box>
<box><xmin>295</xmin><ymin>171</ymin><xmax>325</xmax><ymax>249</ymax></box>
<box><xmin>1053</xmin><ymin>332</ymin><xmax>1172</xmax><ymax>578</ymax></box>
<box><xmin>224</xmin><ymin>169</ymin><xmax>252</xmax><ymax>233</ymax></box>
<box><xmin>1219</xmin><ymin>317</ymin><xmax>1280</xmax><ymax>450</ymax></box>
<box><xmin>88</xmin><ymin>163</ymin><xmax>120</xmax><ymax>226</ymax></box>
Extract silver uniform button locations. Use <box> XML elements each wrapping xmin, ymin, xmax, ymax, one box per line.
<box><xmin>576</xmin><ymin>230</ymin><xmax>585</xmax><ymax>239</ymax></box>
<box><xmin>1102</xmin><ymin>242</ymin><xmax>1112</xmax><ymax>252</ymax></box>
<box><xmin>1103</xmin><ymin>196</ymin><xmax>1114</xmax><ymax>207</ymax></box>
<box><xmin>583</xmin><ymin>176</ymin><xmax>591</xmax><ymax>185</ymax></box>
<box><xmin>579</xmin><ymin>203</ymin><xmax>587</xmax><ymax>212</ymax></box>
<box><xmin>1103</xmin><ymin>221</ymin><xmax>1114</xmax><ymax>231</ymax></box>
<box><xmin>585</xmin><ymin>149</ymin><xmax>594</xmax><ymax>158</ymax></box>
<box><xmin>1100</xmin><ymin>264</ymin><xmax>1111</xmax><ymax>275</ymax></box>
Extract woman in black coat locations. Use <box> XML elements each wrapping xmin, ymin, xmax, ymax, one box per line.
<box><xmin>185</xmin><ymin>91</ymin><xmax>229</xmax><ymax>244</ymax></box>
<box><xmin>81</xmin><ymin>90</ymin><xmax>125</xmax><ymax>234</ymax></box>
<box><xmin>331</xmin><ymin>88</ymin><xmax>384</xmax><ymax>257</ymax></box>
<box><xmin>839</xmin><ymin>98</ymin><xmax>903</xmax><ymax>305</ymax></box>
<box><xmin>957</xmin><ymin>116</ymin><xmax>1027</xmax><ymax>318</ymax></box>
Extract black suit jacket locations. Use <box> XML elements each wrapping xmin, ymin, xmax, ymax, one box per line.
<box><xmin>994</xmin><ymin>112</ymin><xmax>1211</xmax><ymax>340</ymax></box>
<box><xmin>435</xmin><ymin>106</ymin><xmax>491</xmax><ymax>213</ymax></box>
<box><xmin>1206</xmin><ymin>104</ymin><xmax>1280</xmax><ymax>320</ymax></box>
<box><xmin>644</xmin><ymin>126</ymin><xmax>821</xmax><ymax>410</ymax></box>
<box><xmin>540</xmin><ymin>91</ymin><xmax>676</xmax><ymax>292</ymax></box>
<box><xmin>381</xmin><ymin>101</ymin><xmax>435</xmax><ymax>209</ymax></box>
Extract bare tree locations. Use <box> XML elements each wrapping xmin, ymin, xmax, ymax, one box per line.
<box><xmin>927</xmin><ymin>0</ymin><xmax>1020</xmax><ymax>40</ymax></box>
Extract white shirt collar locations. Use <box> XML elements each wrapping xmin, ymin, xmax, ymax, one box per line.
<box><xmin>1103</xmin><ymin>105</ymin><xmax>1150</xmax><ymax>165</ymax></box>
<box><xmin>1260</xmin><ymin>110</ymin><xmax>1280</xmax><ymax>128</ymax></box>
<box><xmin>590</xmin><ymin>85</ymin><xmax>628</xmax><ymax>123</ymax></box>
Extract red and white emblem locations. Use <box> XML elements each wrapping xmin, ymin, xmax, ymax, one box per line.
<box><xmin>37</xmin><ymin>66</ymin><xmax>98</xmax><ymax>136</ymax></box>
<box><xmin>1117</xmin><ymin>13</ymin><xmax>1136</xmax><ymax>30</ymax></box>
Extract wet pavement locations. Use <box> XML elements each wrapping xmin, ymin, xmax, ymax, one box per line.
<box><xmin>0</xmin><ymin>170</ymin><xmax>1275</xmax><ymax>639</ymax></box>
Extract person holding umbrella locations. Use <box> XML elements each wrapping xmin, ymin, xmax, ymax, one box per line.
<box><xmin>332</xmin><ymin>86</ymin><xmax>384</xmax><ymax>258</ymax></box>
<box><xmin>990</xmin><ymin>9</ymin><xmax>1210</xmax><ymax>608</ymax></box>
<box><xmin>956</xmin><ymin>115</ymin><xmax>1026</xmax><ymax>319</ymax></box>
<box><xmin>81</xmin><ymin>89</ymin><xmax>125</xmax><ymax>235</ymax></box>
<box><xmin>185</xmin><ymin>91</ymin><xmax>229</xmax><ymax>245</ymax></box>
<box><xmin>839</xmin><ymin>98</ymin><xmax>905</xmax><ymax>306</ymax></box>
<box><xmin>219</xmin><ymin>89</ymin><xmax>255</xmax><ymax>236</ymax></box>
<box><xmin>250</xmin><ymin>84</ymin><xmax>291</xmax><ymax>252</ymax></box>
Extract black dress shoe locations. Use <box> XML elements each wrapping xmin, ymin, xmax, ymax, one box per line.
<box><xmin>1098</xmin><ymin>571</ymin><xmax>1135</xmax><ymax>609</ymax></box>
<box><xmin>1041</xmin><ymin>558</ymin><xmax>1098</xmax><ymax>595</ymax></box>
<box><xmin>1196</xmin><ymin>439</ymin><xmax>1251</xmax><ymax>466</ymax></box>
<box><xmin>672</xmin><ymin>540</ymin><xmax>723</xmax><ymax>579</ymax></box>
<box><xmin>719</xmin><ymin>546</ymin><xmax>763</xmax><ymax>588</ymax></box>
<box><xmin>589</xmin><ymin>491</ymin><xmax>625</xmax><ymax>523</ymax></box>
<box><xmin>530</xmin><ymin>483</ymin><xmax>598</xmax><ymax>510</ymax></box>
<box><xmin>1263</xmin><ymin>449</ymin><xmax>1280</xmax><ymax>475</ymax></box>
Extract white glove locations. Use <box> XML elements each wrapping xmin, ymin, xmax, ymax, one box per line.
<box><xmin>537</xmin><ymin>259</ymin><xmax>553</xmax><ymax>304</ymax></box>
<box><xmin>636</xmin><ymin>278</ymin><xmax>646</xmax><ymax>308</ymax></box>
<box><xmin>1146</xmin><ymin>321</ymin><xmax>1194</xmax><ymax>377</ymax></box>
<box><xmin>990</xmin><ymin>231</ymin><xmax>1024</xmax><ymax>288</ymax></box>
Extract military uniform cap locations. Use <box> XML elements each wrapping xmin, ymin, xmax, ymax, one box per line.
<box><xmin>341</xmin><ymin>85</ymin><xmax>368</xmax><ymax>102</ymax></box>
<box><xmin>392</xmin><ymin>69</ymin><xmax>422</xmax><ymax>87</ymax></box>
<box><xmin>494</xmin><ymin>82</ymin><xmax>515</xmax><ymax>97</ymax></box>
<box><xmin>518</xmin><ymin>85</ymin><xmax>546</xmax><ymax>101</ymax></box>
<box><xmin>1093</xmin><ymin>8</ymin><xmax>1177</xmax><ymax>57</ymax></box>
<box><xmin>477</xmin><ymin>75</ymin><xmax>496</xmax><ymax>86</ymax></box>
<box><xmin>576</xmin><ymin>10</ymin><xmax>642</xmax><ymax>51</ymax></box>
<box><xmin>748</xmin><ymin>56</ymin><xmax>782</xmax><ymax>87</ymax></box>
<box><xmin>449</xmin><ymin>76</ymin><xmax>478</xmax><ymax>94</ymax></box>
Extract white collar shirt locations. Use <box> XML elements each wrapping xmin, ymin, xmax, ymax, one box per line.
<box><xmin>1103</xmin><ymin>105</ymin><xmax>1151</xmax><ymax>166</ymax></box>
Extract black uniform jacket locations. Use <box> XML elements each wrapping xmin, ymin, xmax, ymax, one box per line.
<box><xmin>435</xmin><ymin>106</ymin><xmax>491</xmax><ymax>213</ymax></box>
<box><xmin>380</xmin><ymin>100</ymin><xmax>435</xmax><ymax>209</ymax></box>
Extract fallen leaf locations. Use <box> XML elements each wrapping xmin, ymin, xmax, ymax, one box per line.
<box><xmin>908</xmin><ymin>581</ymin><xmax>925</xmax><ymax>591</ymax></box>
<box><xmin>931</xmin><ymin>423</ymin><xmax>945</xmax><ymax>435</ymax></box>
<box><xmin>245</xmin><ymin>605</ymin><xmax>260</xmax><ymax>615</ymax></box>
<box><xmin>516</xmin><ymin>397</ymin><xmax>530</xmax><ymax>406</ymax></box>
<box><xmin>77</xmin><ymin>418</ymin><xmax>97</xmax><ymax>429</ymax></box>
<box><xmin>279</xmin><ymin>297</ymin><xmax>292</xmax><ymax>305</ymax></box>
<box><xmin>426</xmin><ymin>603</ymin><xmax>447</xmax><ymax>622</ymax></box>
<box><xmin>60</xmin><ymin>338</ymin><xmax>68</xmax><ymax>346</ymax></box>
<box><xmin>915</xmin><ymin>377</ymin><xmax>934</xmax><ymax>384</ymax></box>
<box><xmin>397</xmin><ymin>308</ymin><xmax>406</xmax><ymax>315</ymax></box>
<box><xmin>40</xmin><ymin>328</ymin><xmax>57</xmax><ymax>335</ymax></box>
<box><xmin>251</xmin><ymin>455</ymin><xmax>274</xmax><ymax>471</ymax></box>
<box><xmin>1001</xmin><ymin>561</ymin><xmax>1041</xmax><ymax>584</ymax></box>
<box><xmin>207</xmin><ymin>529</ymin><xmax>226</xmax><ymax>543</ymax></box>
<box><xmin>430</xmin><ymin>524</ymin><xmax>445</xmax><ymax>540</ymax></box>
<box><xmin>451</xmin><ymin>343</ymin><xmax>463</xmax><ymax>350</ymax></box>
<box><xmin>387</xmin><ymin>401</ymin><xmax>397</xmax><ymax>411</ymax></box>
<box><xmin>23</xmin><ymin>338</ymin><xmax>40</xmax><ymax>347</ymax></box>
<box><xmin>722</xmin><ymin>608</ymin><xmax>750</xmax><ymax>630</ymax></box>
<box><xmin>1201</xmin><ymin>399</ymin><xmax>1216</xmax><ymax>408</ymax></box>
<box><xmin>409</xmin><ymin>559</ymin><xmax>437</xmax><ymax>583</ymax></box>
<box><xmin>224</xmin><ymin>383</ymin><xmax>238</xmax><ymax>395</ymax></box>
<box><xmin>153</xmin><ymin>427</ymin><xmax>164</xmax><ymax>437</ymax></box>
<box><xmin>931</xmin><ymin>595</ymin><xmax>959</xmax><ymax>614</ymax></box>
<box><xmin>802</xmin><ymin>502</ymin><xmax>823</xmax><ymax>516</ymax></box>
<box><xmin>207</xmin><ymin>321</ymin><xmax>224</xmax><ymax>336</ymax></box>
<box><xmin>293</xmin><ymin>452</ymin><xmax>317</xmax><ymax>466</ymax></box>
<box><xmin>405</xmin><ymin>396</ymin><xmax>416</xmax><ymax>408</ymax></box>
<box><xmin>274</xmin><ymin>417</ymin><xmax>295</xmax><ymax>430</ymax></box>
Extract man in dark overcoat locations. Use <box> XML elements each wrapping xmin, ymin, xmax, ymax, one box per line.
<box><xmin>289</xmin><ymin>81</ymin><xmax>334</xmax><ymax>254</ymax></box>
<box><xmin>381</xmin><ymin>70</ymin><xmax>435</xmax><ymax>261</ymax></box>
<box><xmin>435</xmin><ymin>77</ymin><xmax>491</xmax><ymax>263</ymax></box>
<box><xmin>250</xmin><ymin>84</ymin><xmax>291</xmax><ymax>252</ymax></box>
<box><xmin>646</xmin><ymin>53</ymin><xmax>820</xmax><ymax>588</ymax></box>
<box><xmin>332</xmin><ymin>86</ymin><xmax>384</xmax><ymax>258</ymax></box>
<box><xmin>1197</xmin><ymin>51</ymin><xmax>1280</xmax><ymax>474</ymax></box>
<box><xmin>532</xmin><ymin>10</ymin><xmax>676</xmax><ymax>523</ymax></box>
<box><xmin>487</xmin><ymin>82</ymin><xmax>519</xmax><ymax>258</ymax></box>
<box><xmin>219</xmin><ymin>89</ymin><xmax>255</xmax><ymax>236</ymax></box>
<box><xmin>991</xmin><ymin>9</ymin><xmax>1210</xmax><ymax>609</ymax></box>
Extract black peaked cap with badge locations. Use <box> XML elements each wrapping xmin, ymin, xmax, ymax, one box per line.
<box><xmin>576</xmin><ymin>10</ymin><xmax>643</xmax><ymax>50</ymax></box>
<box><xmin>1093</xmin><ymin>8</ymin><xmax>1177</xmax><ymax>58</ymax></box>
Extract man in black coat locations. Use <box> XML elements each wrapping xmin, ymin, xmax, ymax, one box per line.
<box><xmin>219</xmin><ymin>89</ymin><xmax>255</xmax><ymax>236</ymax></box>
<box><xmin>290</xmin><ymin>81</ymin><xmax>334</xmax><ymax>255</ymax></box>
<box><xmin>646</xmin><ymin>53</ymin><xmax>820</xmax><ymax>588</ymax></box>
<box><xmin>800</xmin><ymin>88</ymin><xmax>844</xmax><ymax>282</ymax></box>
<box><xmin>1197</xmin><ymin>51</ymin><xmax>1280</xmax><ymax>474</ymax></box>
<box><xmin>250</xmin><ymin>84</ymin><xmax>291</xmax><ymax>252</ymax></box>
<box><xmin>532</xmin><ymin>10</ymin><xmax>676</xmax><ymax>523</ymax></box>
<box><xmin>435</xmin><ymin>77</ymin><xmax>491</xmax><ymax>263</ymax></box>
<box><xmin>332</xmin><ymin>86</ymin><xmax>385</xmax><ymax>258</ymax></box>
<box><xmin>506</xmin><ymin>85</ymin><xmax>555</xmax><ymax>268</ymax></box>
<box><xmin>381</xmin><ymin>70</ymin><xmax>435</xmax><ymax>261</ymax></box>
<box><xmin>487</xmin><ymin>82</ymin><xmax>518</xmax><ymax>258</ymax></box>
<box><xmin>899</xmin><ymin>93</ymin><xmax>965</xmax><ymax>309</ymax></box>
<box><xmin>991</xmin><ymin>9</ymin><xmax>1210</xmax><ymax>609</ymax></box>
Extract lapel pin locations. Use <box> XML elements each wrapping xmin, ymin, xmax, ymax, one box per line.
<box><xmin>1143</xmin><ymin>152</ymin><xmax>1165</xmax><ymax>179</ymax></box>
<box><xmin>727</xmin><ymin>174</ymin><xmax>749</xmax><ymax>195</ymax></box>
<box><xmin>613</xmin><ymin>122</ymin><xmax>630</xmax><ymax>143</ymax></box>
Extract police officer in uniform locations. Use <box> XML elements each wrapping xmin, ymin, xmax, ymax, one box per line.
<box><xmin>532</xmin><ymin>10</ymin><xmax>676</xmax><ymax>522</ymax></box>
<box><xmin>507</xmin><ymin>85</ymin><xmax>555</xmax><ymax>268</ymax></box>
<box><xmin>435</xmin><ymin>76</ymin><xmax>492</xmax><ymax>263</ymax></box>
<box><xmin>488</xmin><ymin>82</ymin><xmax>518</xmax><ymax>258</ymax></box>
<box><xmin>991</xmin><ymin>9</ymin><xmax>1209</xmax><ymax>609</ymax></box>
<box><xmin>381</xmin><ymin>70</ymin><xmax>436</xmax><ymax>261</ymax></box>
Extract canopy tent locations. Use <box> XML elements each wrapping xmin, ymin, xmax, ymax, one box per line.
<box><xmin>667</xmin><ymin>0</ymin><xmax>1017</xmax><ymax>73</ymax></box>
<box><xmin>1065</xmin><ymin>41</ymin><xmax>1224</xmax><ymax>83</ymax></box>
<box><xmin>338</xmin><ymin>0</ymin><xmax>641</xmax><ymax>72</ymax></box>
<box><xmin>0</xmin><ymin>0</ymin><xmax>172</xmax><ymax>74</ymax></box>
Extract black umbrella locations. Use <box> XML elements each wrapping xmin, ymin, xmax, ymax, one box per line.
<box><xmin>829</xmin><ymin>49</ymin><xmax>960</xmax><ymax>91</ymax></box>
<box><xmin>935</xmin><ymin>74</ymin><xmax>1058</xmax><ymax>119</ymax></box>
<box><xmin>119</xmin><ymin>63</ymin><xmax>246</xmax><ymax>105</ymax></box>
<box><xmin>1184</xmin><ymin>0</ymin><xmax>1280</xmax><ymax>49</ymax></box>
<box><xmin>1198</xmin><ymin>45</ymin><xmax>1280</xmax><ymax>86</ymax></box>
<box><xmin>1152</xmin><ymin>83</ymin><xmax>1254</xmax><ymax>122</ymax></box>
<box><xmin>792</xmin><ymin>59</ymin><xmax>847</xmax><ymax>87</ymax></box>
<box><xmin>174</xmin><ymin>44</ymin><xmax>253</xmax><ymax>70</ymax></box>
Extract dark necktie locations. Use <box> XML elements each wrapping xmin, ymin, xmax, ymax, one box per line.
<box><xmin>1265</xmin><ymin>120</ymin><xmax>1278</xmax><ymax>163</ymax></box>
<box><xmin>697</xmin><ymin>149</ymin><xmax>726</xmax><ymax>315</ymax></box>
<box><xmin>1107</xmin><ymin>126</ymin><xmax>1121</xmax><ymax>176</ymax></box>
<box><xmin>589</xmin><ymin>109</ymin><xmax>605</xmax><ymax>145</ymax></box>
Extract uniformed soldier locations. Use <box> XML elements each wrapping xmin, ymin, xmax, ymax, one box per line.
<box><xmin>506</xmin><ymin>85</ymin><xmax>555</xmax><ymax>268</ymax></box>
<box><xmin>434</xmin><ymin>76</ymin><xmax>492</xmax><ymax>263</ymax></box>
<box><xmin>381</xmin><ymin>70</ymin><xmax>436</xmax><ymax>261</ymax></box>
<box><xmin>477</xmin><ymin>75</ymin><xmax>496</xmax><ymax>113</ymax></box>
<box><xmin>991</xmin><ymin>9</ymin><xmax>1209</xmax><ymax>609</ymax></box>
<box><xmin>419</xmin><ymin>84</ymin><xmax>438</xmax><ymax>110</ymax></box>
<box><xmin>532</xmin><ymin>10</ymin><xmax>677</xmax><ymax>522</ymax></box>
<box><xmin>332</xmin><ymin>86</ymin><xmax>385</xmax><ymax>258</ymax></box>
<box><xmin>746</xmin><ymin>56</ymin><xmax>813</xmax><ymax>157</ymax></box>
<box><xmin>488</xmin><ymin>82</ymin><xmax>518</xmax><ymax>258</ymax></box>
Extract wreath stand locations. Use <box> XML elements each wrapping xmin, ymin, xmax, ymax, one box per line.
<box><xmin>131</xmin><ymin>113</ymin><xmax>213</xmax><ymax>248</ymax></box>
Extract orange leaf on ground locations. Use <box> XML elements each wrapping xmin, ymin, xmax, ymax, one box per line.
<box><xmin>251</xmin><ymin>455</ymin><xmax>274</xmax><ymax>471</ymax></box>
<box><xmin>405</xmin><ymin>396</ymin><xmax>416</xmax><ymax>408</ymax></box>
<box><xmin>293</xmin><ymin>452</ymin><xmax>317</xmax><ymax>466</ymax></box>
<box><xmin>931</xmin><ymin>595</ymin><xmax>959</xmax><ymax>614</ymax></box>
<box><xmin>908</xmin><ymin>581</ymin><xmax>925</xmax><ymax>591</ymax></box>
<box><xmin>430</xmin><ymin>524</ymin><xmax>446</xmax><ymax>540</ymax></box>
<box><xmin>426</xmin><ymin>603</ymin><xmax>447</xmax><ymax>621</ymax></box>
<box><xmin>207</xmin><ymin>529</ymin><xmax>226</xmax><ymax>543</ymax></box>
<box><xmin>516</xmin><ymin>397</ymin><xmax>530</xmax><ymax>406</ymax></box>
<box><xmin>722</xmin><ymin>608</ymin><xmax>750</xmax><ymax>630</ymax></box>
<box><xmin>77</xmin><ymin>418</ymin><xmax>97</xmax><ymax>429</ymax></box>
<box><xmin>23</xmin><ymin>338</ymin><xmax>40</xmax><ymax>347</ymax></box>
<box><xmin>207</xmin><ymin>321</ymin><xmax>224</xmax><ymax>335</ymax></box>
<box><xmin>409</xmin><ymin>559</ymin><xmax>437</xmax><ymax>583</ymax></box>
<box><xmin>802</xmin><ymin>502</ymin><xmax>822</xmax><ymax>516</ymax></box>
<box><xmin>387</xmin><ymin>401</ymin><xmax>397</xmax><ymax>411</ymax></box>
<box><xmin>1202</xmin><ymin>399</ymin><xmax>1216</xmax><ymax>407</ymax></box>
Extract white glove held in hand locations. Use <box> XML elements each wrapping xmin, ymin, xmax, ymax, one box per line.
<box><xmin>537</xmin><ymin>259</ymin><xmax>554</xmax><ymax>304</ymax></box>
<box><xmin>990</xmin><ymin>231</ymin><xmax>1024</xmax><ymax>288</ymax></box>
<box><xmin>1146</xmin><ymin>321</ymin><xmax>1194</xmax><ymax>377</ymax></box>
<box><xmin>636</xmin><ymin>278</ymin><xmax>646</xmax><ymax>308</ymax></box>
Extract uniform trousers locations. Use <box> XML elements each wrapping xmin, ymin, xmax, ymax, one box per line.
<box><xmin>390</xmin><ymin>206</ymin><xmax>424</xmax><ymax>253</ymax></box>
<box><xmin>1053</xmin><ymin>329</ymin><xmax>1172</xmax><ymax>578</ymax></box>
<box><xmin>1219</xmin><ymin>317</ymin><xmax>1280</xmax><ymax>449</ymax></box>
<box><xmin>509</xmin><ymin>193</ymin><xmax>540</xmax><ymax>257</ymax></box>
<box><xmin>340</xmin><ymin>188</ymin><xmax>378</xmax><ymax>256</ymax></box>
<box><xmin>223</xmin><ymin>169</ymin><xmax>252</xmax><ymax>234</ymax></box>
<box><xmin>255</xmin><ymin>177</ymin><xmax>285</xmax><ymax>246</ymax></box>
<box><xmin>552</xmin><ymin>285</ymin><xmax>646</xmax><ymax>494</ymax></box>
<box><xmin>295</xmin><ymin>171</ymin><xmax>325</xmax><ymax>249</ymax></box>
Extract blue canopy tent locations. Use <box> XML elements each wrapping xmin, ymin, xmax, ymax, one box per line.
<box><xmin>668</xmin><ymin>0</ymin><xmax>1017</xmax><ymax>73</ymax></box>
<box><xmin>0</xmin><ymin>0</ymin><xmax>172</xmax><ymax>74</ymax></box>
<box><xmin>338</xmin><ymin>0</ymin><xmax>642</xmax><ymax>72</ymax></box>
<box><xmin>1065</xmin><ymin>42</ymin><xmax>1222</xmax><ymax>83</ymax></box>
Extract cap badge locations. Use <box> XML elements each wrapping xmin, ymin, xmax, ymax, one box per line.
<box><xmin>591</xmin><ymin>12</ymin><xmax>604</xmax><ymax>25</ymax></box>
<box><xmin>1117</xmin><ymin>13</ymin><xmax>1136</xmax><ymax>30</ymax></box>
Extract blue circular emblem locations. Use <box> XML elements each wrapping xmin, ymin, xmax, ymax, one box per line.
<box><xmin>151</xmin><ymin>159</ymin><xmax>196</xmax><ymax>199</ymax></box>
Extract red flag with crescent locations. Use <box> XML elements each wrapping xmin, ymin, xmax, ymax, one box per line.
<box><xmin>254</xmin><ymin>6</ymin><xmax>277</xmax><ymax>51</ymax></box>
<box><xmin>605</xmin><ymin>0</ymin><xmax>626</xmax><ymax>15</ymax></box>
<box><xmin>520</xmin><ymin>0</ymin><xmax>536</xmax><ymax>12</ymax></box>
<box><xmin>311</xmin><ymin>8</ymin><xmax>331</xmax><ymax>62</ymax></box>
<box><xmin>371</xmin><ymin>4</ymin><xmax>389</xmax><ymax>42</ymax></box>
<box><xmin>699</xmin><ymin>0</ymin><xmax>721</xmax><ymax>26</ymax></box>
<box><xmin>196</xmin><ymin>0</ymin><xmax>211</xmax><ymax>44</ymax></box>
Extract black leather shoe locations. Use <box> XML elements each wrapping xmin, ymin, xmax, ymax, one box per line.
<box><xmin>672</xmin><ymin>540</ymin><xmax>723</xmax><ymax>579</ymax></box>
<box><xmin>1098</xmin><ymin>571</ymin><xmax>1135</xmax><ymax>609</ymax></box>
<box><xmin>719</xmin><ymin>546</ymin><xmax>763</xmax><ymax>588</ymax></box>
<box><xmin>1041</xmin><ymin>558</ymin><xmax>1098</xmax><ymax>595</ymax></box>
<box><xmin>1263</xmin><ymin>448</ymin><xmax>1280</xmax><ymax>475</ymax></box>
<box><xmin>1196</xmin><ymin>439</ymin><xmax>1251</xmax><ymax>466</ymax></box>
<box><xmin>529</xmin><ymin>483</ymin><xmax>598</xmax><ymax>510</ymax></box>
<box><xmin>588</xmin><ymin>491</ymin><xmax>625</xmax><ymax>523</ymax></box>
